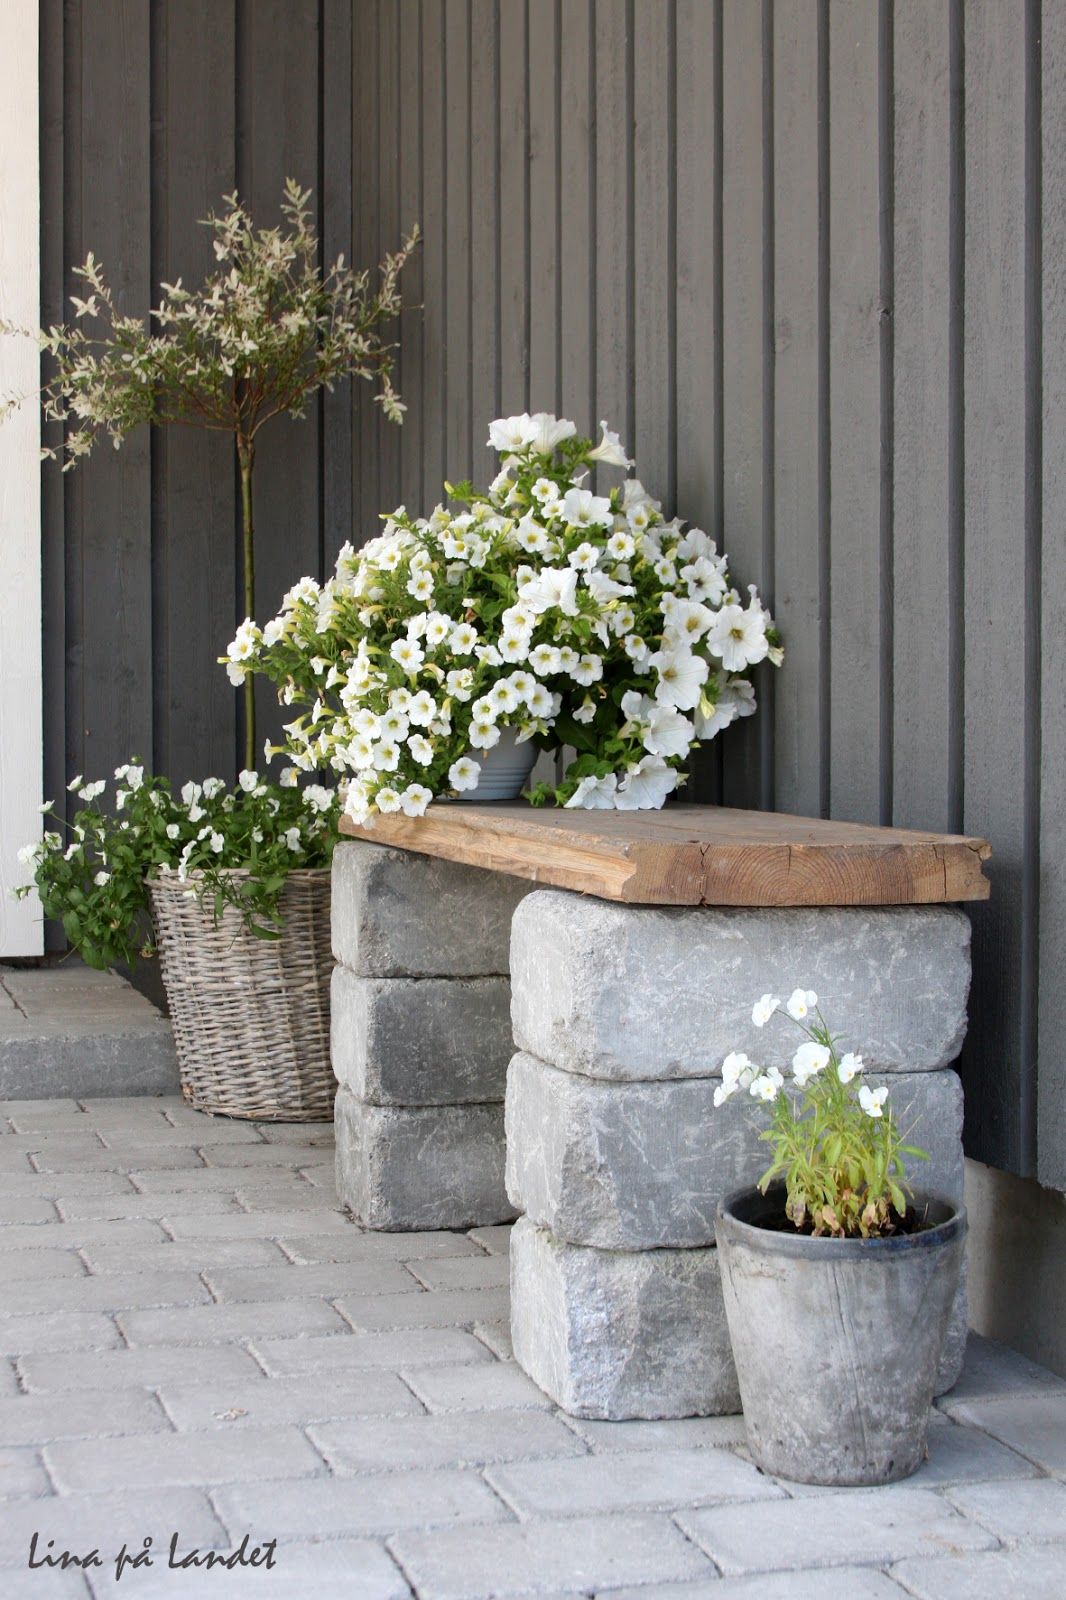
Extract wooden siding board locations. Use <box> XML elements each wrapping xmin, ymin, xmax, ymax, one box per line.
<box><xmin>444</xmin><ymin>0</ymin><xmax>473</xmax><ymax>483</ymax></box>
<box><xmin>891</xmin><ymin>0</ymin><xmax>953</xmax><ymax>834</ymax></box>
<box><xmin>527</xmin><ymin>0</ymin><xmax>558</xmax><ymax>414</ymax></box>
<box><xmin>961</xmin><ymin>0</ymin><xmax>1029</xmax><ymax>1172</ymax></box>
<box><xmin>419</xmin><ymin>0</ymin><xmax>447</xmax><ymax>508</ymax></box>
<box><xmin>240</xmin><ymin>0</ymin><xmax>321</xmax><ymax>762</ymax></box>
<box><xmin>593</xmin><ymin>0</ymin><xmax>631</xmax><ymax>447</ymax></box>
<box><xmin>470</xmin><ymin>0</ymin><xmax>501</xmax><ymax>471</ymax></box>
<box><xmin>1038</xmin><ymin>0</ymin><xmax>1064</xmax><ymax>1187</ymax></box>
<box><xmin>559</xmin><ymin>0</ymin><xmax>594</xmax><ymax>441</ymax></box>
<box><xmin>154</xmin><ymin>0</ymin><xmax>237</xmax><ymax>789</ymax></box>
<box><xmin>632</xmin><ymin>0</ymin><xmax>673</xmax><ymax>504</ymax></box>
<box><xmin>377</xmin><ymin>0</ymin><xmax>402</xmax><ymax>513</ymax></box>
<box><xmin>321</xmin><ymin>0</ymin><xmax>354</xmax><ymax>568</ymax></box>
<box><xmin>771</xmin><ymin>0</ymin><xmax>823</xmax><ymax>821</ymax></box>
<box><xmin>720</xmin><ymin>0</ymin><xmax>767</xmax><ymax>810</ymax></box>
<box><xmin>674</xmin><ymin>0</ymin><xmax>722</xmax><ymax>805</ymax></box>
<box><xmin>76</xmin><ymin>2</ymin><xmax>153</xmax><ymax>783</ymax></box>
<box><xmin>827</xmin><ymin>0</ymin><xmax>883</xmax><ymax>826</ymax></box>
<box><xmin>353</xmin><ymin>0</ymin><xmax>381</xmax><ymax>536</ymax></box>
<box><xmin>498</xmin><ymin>0</ymin><xmax>529</xmax><ymax>416</ymax></box>
<box><xmin>397</xmin><ymin>0</ymin><xmax>425</xmax><ymax>514</ymax></box>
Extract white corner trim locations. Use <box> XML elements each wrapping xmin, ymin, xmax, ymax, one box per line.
<box><xmin>0</xmin><ymin>0</ymin><xmax>44</xmax><ymax>956</ymax></box>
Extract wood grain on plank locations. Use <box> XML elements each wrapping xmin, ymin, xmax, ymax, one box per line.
<box><xmin>339</xmin><ymin>804</ymin><xmax>990</xmax><ymax>907</ymax></box>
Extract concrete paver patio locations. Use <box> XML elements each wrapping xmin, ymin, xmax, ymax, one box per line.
<box><xmin>0</xmin><ymin>1095</ymin><xmax>1064</xmax><ymax>1598</ymax></box>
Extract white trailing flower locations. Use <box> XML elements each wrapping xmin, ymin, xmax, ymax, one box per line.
<box><xmin>752</xmin><ymin>993</ymin><xmax>780</xmax><ymax>1028</ymax></box>
<box><xmin>792</xmin><ymin>1041</ymin><xmax>831</xmax><ymax>1086</ymax></box>
<box><xmin>859</xmin><ymin>1084</ymin><xmax>890</xmax><ymax>1119</ymax></box>
<box><xmin>786</xmin><ymin>988</ymin><xmax>818</xmax><ymax>1021</ymax></box>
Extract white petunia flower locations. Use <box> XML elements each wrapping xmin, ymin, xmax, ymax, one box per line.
<box><xmin>68</xmin><ymin>774</ymin><xmax>85</xmax><ymax>792</ymax></box>
<box><xmin>372</xmin><ymin>741</ymin><xmax>401</xmax><ymax>772</ymax></box>
<box><xmin>518</xmin><ymin>567</ymin><xmax>580</xmax><ymax>617</ymax></box>
<box><xmin>408</xmin><ymin>735</ymin><xmax>434</xmax><ymax>766</ymax></box>
<box><xmin>705</xmin><ymin>599</ymin><xmax>770</xmax><ymax>672</ymax></box>
<box><xmin>449</xmin><ymin>757</ymin><xmax>480</xmax><ymax>792</ymax></box>
<box><xmin>526</xmin><ymin>683</ymin><xmax>554</xmax><ymax>718</ymax></box>
<box><xmin>469</xmin><ymin>719</ymin><xmax>501</xmax><ymax>751</ymax></box>
<box><xmin>642</xmin><ymin>705</ymin><xmax>694</xmax><ymax>760</ymax></box>
<box><xmin>279</xmin><ymin>767</ymin><xmax>299</xmax><ymax>788</ymax></box>
<box><xmin>450</xmin><ymin>622</ymin><xmax>478</xmax><ymax>655</ymax></box>
<box><xmin>648</xmin><ymin>645</ymin><xmax>709</xmax><ymax>711</ymax></box>
<box><xmin>570</xmin><ymin>655</ymin><xmax>603</xmax><ymax>687</ymax></box>
<box><xmin>399</xmin><ymin>783</ymin><xmax>433</xmax><ymax>817</ymax></box>
<box><xmin>573</xmin><ymin>698</ymin><xmax>597</xmax><ymax>725</ymax></box>
<box><xmin>390</xmin><ymin>637</ymin><xmax>425</xmax><ymax>673</ymax></box>
<box><xmin>565</xmin><ymin>772</ymin><xmax>619</xmax><ymax>810</ymax></box>
<box><xmin>562</xmin><ymin>486</ymin><xmax>612</xmax><ymax>529</ymax></box>
<box><xmin>752</xmin><ymin>993</ymin><xmax>781</xmax><ymax>1028</ymax></box>
<box><xmin>515</xmin><ymin>513</ymin><xmax>550</xmax><ymax>553</ymax></box>
<box><xmin>786</xmin><ymin>987</ymin><xmax>818</xmax><ymax>1021</ymax></box>
<box><xmin>792</xmin><ymin>1041</ymin><xmax>831</xmax><ymax>1086</ymax></box>
<box><xmin>587</xmin><ymin>420</ymin><xmax>632</xmax><ymax>467</ymax></box>
<box><xmin>607</xmin><ymin>529</ymin><xmax>635</xmax><ymax>560</ymax></box>
<box><xmin>859</xmin><ymin>1084</ymin><xmax>889</xmax><ymax>1119</ymax></box>
<box><xmin>407</xmin><ymin>691</ymin><xmax>437</xmax><ymax>728</ymax></box>
<box><xmin>499</xmin><ymin>632</ymin><xmax>531</xmax><ymax>664</ymax></box>
<box><xmin>530</xmin><ymin>476</ymin><xmax>558</xmax><ymax>503</ymax></box>
<box><xmin>614</xmin><ymin>755</ymin><xmax>678</xmax><ymax>810</ymax></box>
<box><xmin>375</xmin><ymin>786</ymin><xmax>402</xmax><ymax>813</ymax></box>
<box><xmin>837</xmin><ymin>1052</ymin><xmax>863</xmax><ymax>1084</ymax></box>
<box><xmin>17</xmin><ymin>842</ymin><xmax>39</xmax><ymax>865</ymax></box>
<box><xmin>568</xmin><ymin>541</ymin><xmax>600</xmax><ymax>572</ymax></box>
<box><xmin>527</xmin><ymin>412</ymin><xmax>577</xmax><ymax>454</ymax></box>
<box><xmin>529</xmin><ymin>643</ymin><xmax>562</xmax><ymax>675</ymax></box>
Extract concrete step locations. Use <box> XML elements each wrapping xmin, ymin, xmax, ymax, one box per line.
<box><xmin>0</xmin><ymin>961</ymin><xmax>179</xmax><ymax>1100</ymax></box>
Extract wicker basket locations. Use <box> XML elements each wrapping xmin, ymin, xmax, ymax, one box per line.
<box><xmin>149</xmin><ymin>867</ymin><xmax>334</xmax><ymax>1120</ymax></box>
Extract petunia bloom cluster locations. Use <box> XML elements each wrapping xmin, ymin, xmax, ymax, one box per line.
<box><xmin>227</xmin><ymin>413</ymin><xmax>781</xmax><ymax>822</ymax></box>
<box><xmin>713</xmin><ymin>987</ymin><xmax>926</xmax><ymax>1239</ymax></box>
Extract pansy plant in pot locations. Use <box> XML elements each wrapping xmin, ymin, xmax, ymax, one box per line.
<box><xmin>712</xmin><ymin>988</ymin><xmax>966</xmax><ymax>1487</ymax></box>
<box><xmin>228</xmin><ymin>412</ymin><xmax>781</xmax><ymax>822</ymax></box>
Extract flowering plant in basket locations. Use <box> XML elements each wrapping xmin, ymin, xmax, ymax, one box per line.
<box><xmin>714</xmin><ymin>987</ymin><xmax>928</xmax><ymax>1238</ymax></box>
<box><xmin>15</xmin><ymin>765</ymin><xmax>339</xmax><ymax>971</ymax></box>
<box><xmin>228</xmin><ymin>412</ymin><xmax>781</xmax><ymax>823</ymax></box>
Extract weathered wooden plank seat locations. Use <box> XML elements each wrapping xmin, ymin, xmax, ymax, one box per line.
<box><xmin>331</xmin><ymin>805</ymin><xmax>990</xmax><ymax>1419</ymax></box>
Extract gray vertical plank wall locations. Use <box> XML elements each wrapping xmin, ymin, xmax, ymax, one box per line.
<box><xmin>40</xmin><ymin>2</ymin><xmax>1063</xmax><ymax>1187</ymax></box>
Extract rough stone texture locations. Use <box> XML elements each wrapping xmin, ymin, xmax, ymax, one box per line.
<box><xmin>509</xmin><ymin>1216</ymin><xmax>741</xmax><ymax>1419</ymax></box>
<box><xmin>510</xmin><ymin>1213</ymin><xmax>966</xmax><ymax>1416</ymax></box>
<box><xmin>331</xmin><ymin>966</ymin><xmax>512</xmax><ymax>1104</ymax></box>
<box><xmin>330</xmin><ymin>838</ymin><xmax>528</xmax><ymax>977</ymax></box>
<box><xmin>506</xmin><ymin>1052</ymin><xmax>965</xmax><ymax>1249</ymax></box>
<box><xmin>511</xmin><ymin>891</ymin><xmax>972</xmax><ymax>1080</ymax></box>
<box><xmin>0</xmin><ymin>963</ymin><xmax>178</xmax><ymax>1099</ymax></box>
<box><xmin>334</xmin><ymin>1086</ymin><xmax>516</xmax><ymax>1231</ymax></box>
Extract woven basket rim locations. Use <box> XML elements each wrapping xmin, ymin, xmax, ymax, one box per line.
<box><xmin>149</xmin><ymin>864</ymin><xmax>332</xmax><ymax>891</ymax></box>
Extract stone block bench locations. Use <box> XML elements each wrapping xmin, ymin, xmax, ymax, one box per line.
<box><xmin>333</xmin><ymin>804</ymin><xmax>991</xmax><ymax>1419</ymax></box>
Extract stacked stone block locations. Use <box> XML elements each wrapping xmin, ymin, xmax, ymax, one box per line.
<box><xmin>506</xmin><ymin>890</ymin><xmax>973</xmax><ymax>1419</ymax></box>
<box><xmin>330</xmin><ymin>839</ymin><xmax>528</xmax><ymax>1230</ymax></box>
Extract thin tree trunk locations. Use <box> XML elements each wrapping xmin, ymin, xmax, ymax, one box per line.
<box><xmin>238</xmin><ymin>441</ymin><xmax>256</xmax><ymax>773</ymax></box>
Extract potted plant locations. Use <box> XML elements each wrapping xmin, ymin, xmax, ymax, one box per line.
<box><xmin>17</xmin><ymin>767</ymin><xmax>341</xmax><ymax>1119</ymax></box>
<box><xmin>232</xmin><ymin>412</ymin><xmax>781</xmax><ymax>820</ymax></box>
<box><xmin>5</xmin><ymin>182</ymin><xmax>417</xmax><ymax>1118</ymax></box>
<box><xmin>711</xmin><ymin>989</ymin><xmax>966</xmax><ymax>1486</ymax></box>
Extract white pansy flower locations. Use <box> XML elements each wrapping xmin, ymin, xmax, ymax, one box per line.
<box><xmin>750</xmin><ymin>1068</ymin><xmax>784</xmax><ymax>1102</ymax></box>
<box><xmin>78</xmin><ymin>781</ymin><xmax>106</xmax><ymax>803</ymax></box>
<box><xmin>786</xmin><ymin>987</ymin><xmax>818</xmax><ymax>1021</ymax></box>
<box><xmin>238</xmin><ymin>769</ymin><xmax>258</xmax><ymax>792</ymax></box>
<box><xmin>209</xmin><ymin>832</ymin><xmax>225</xmax><ymax>854</ymax></box>
<box><xmin>17</xmin><ymin>842</ymin><xmax>38</xmax><ymax>866</ymax></box>
<box><xmin>281</xmin><ymin>827</ymin><xmax>300</xmax><ymax>851</ymax></box>
<box><xmin>752</xmin><ymin>993</ymin><xmax>780</xmax><ymax>1028</ymax></box>
<box><xmin>449</xmin><ymin>757</ymin><xmax>480</xmax><ymax>792</ymax></box>
<box><xmin>859</xmin><ymin>1084</ymin><xmax>889</xmax><ymax>1119</ymax></box>
<box><xmin>714</xmin><ymin>1050</ymin><xmax>757</xmax><ymax>1105</ymax></box>
<box><xmin>68</xmin><ymin>774</ymin><xmax>85</xmax><ymax>792</ymax></box>
<box><xmin>792</xmin><ymin>1041</ymin><xmax>831</xmax><ymax>1086</ymax></box>
<box><xmin>279</xmin><ymin>767</ymin><xmax>299</xmax><ymax>788</ymax></box>
<box><xmin>93</xmin><ymin>869</ymin><xmax>111</xmax><ymax>887</ymax></box>
<box><xmin>837</xmin><ymin>1052</ymin><xmax>863</xmax><ymax>1084</ymax></box>
<box><xmin>165</xmin><ymin>823</ymin><xmax>180</xmax><ymax>841</ymax></box>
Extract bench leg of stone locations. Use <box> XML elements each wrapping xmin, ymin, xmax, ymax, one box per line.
<box><xmin>505</xmin><ymin>889</ymin><xmax>973</xmax><ymax>1416</ymax></box>
<box><xmin>330</xmin><ymin>840</ymin><xmax>527</xmax><ymax>1231</ymax></box>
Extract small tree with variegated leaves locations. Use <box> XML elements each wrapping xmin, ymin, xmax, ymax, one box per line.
<box><xmin>2</xmin><ymin>179</ymin><xmax>419</xmax><ymax>770</ymax></box>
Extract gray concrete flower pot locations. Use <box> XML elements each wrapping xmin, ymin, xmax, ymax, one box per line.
<box><xmin>715</xmin><ymin>1184</ymin><xmax>966</xmax><ymax>1486</ymax></box>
